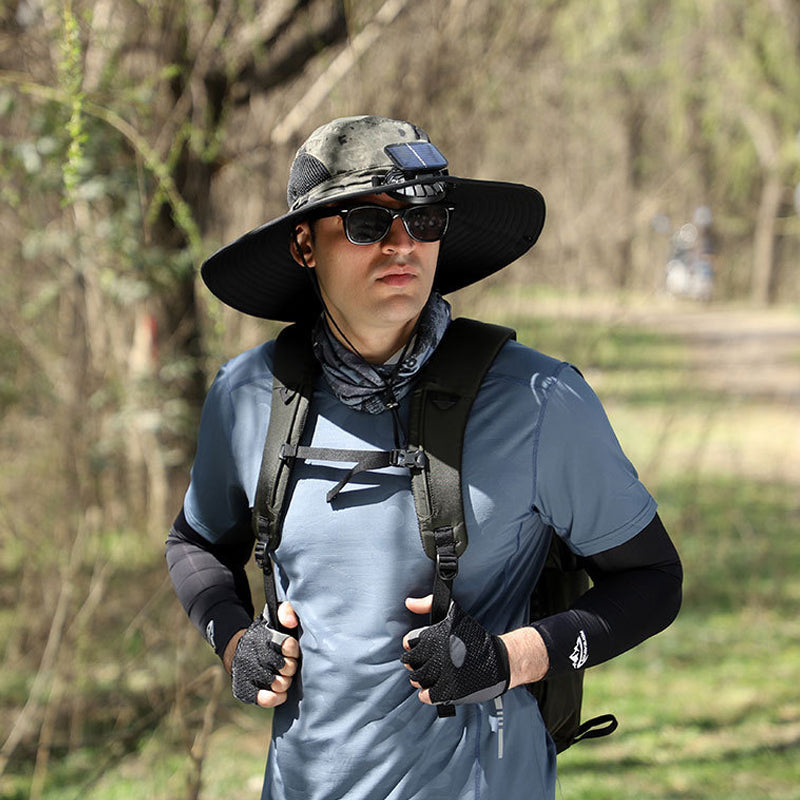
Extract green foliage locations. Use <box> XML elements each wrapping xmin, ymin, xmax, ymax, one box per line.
<box><xmin>663</xmin><ymin>478</ymin><xmax>800</xmax><ymax>613</ymax></box>
<box><xmin>58</xmin><ymin>4</ymin><xmax>88</xmax><ymax>205</ymax></box>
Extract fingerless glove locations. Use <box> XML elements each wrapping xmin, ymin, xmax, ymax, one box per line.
<box><xmin>402</xmin><ymin>601</ymin><xmax>510</xmax><ymax>706</ymax></box>
<box><xmin>231</xmin><ymin>616</ymin><xmax>291</xmax><ymax>704</ymax></box>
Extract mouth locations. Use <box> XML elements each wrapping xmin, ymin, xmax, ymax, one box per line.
<box><xmin>376</xmin><ymin>265</ymin><xmax>418</xmax><ymax>287</ymax></box>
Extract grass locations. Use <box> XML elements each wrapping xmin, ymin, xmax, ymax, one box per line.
<box><xmin>558</xmin><ymin>477</ymin><xmax>800</xmax><ymax>799</ymax></box>
<box><xmin>2</xmin><ymin>290</ymin><xmax>799</xmax><ymax>798</ymax></box>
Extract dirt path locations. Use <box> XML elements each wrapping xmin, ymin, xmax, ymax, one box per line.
<box><xmin>481</xmin><ymin>292</ymin><xmax>800</xmax><ymax>400</ymax></box>
<box><xmin>625</xmin><ymin>302</ymin><xmax>800</xmax><ymax>405</ymax></box>
<box><xmin>617</xmin><ymin>300</ymin><xmax>800</xmax><ymax>486</ymax></box>
<box><xmin>476</xmin><ymin>292</ymin><xmax>800</xmax><ymax>485</ymax></box>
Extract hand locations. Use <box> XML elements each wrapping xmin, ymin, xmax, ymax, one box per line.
<box><xmin>401</xmin><ymin>596</ymin><xmax>510</xmax><ymax>706</ymax></box>
<box><xmin>230</xmin><ymin>601</ymin><xmax>300</xmax><ymax>708</ymax></box>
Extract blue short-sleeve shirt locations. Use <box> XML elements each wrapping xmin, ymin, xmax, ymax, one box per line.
<box><xmin>184</xmin><ymin>335</ymin><xmax>656</xmax><ymax>800</ymax></box>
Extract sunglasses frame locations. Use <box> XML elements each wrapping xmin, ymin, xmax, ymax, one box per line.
<box><xmin>307</xmin><ymin>203</ymin><xmax>454</xmax><ymax>245</ymax></box>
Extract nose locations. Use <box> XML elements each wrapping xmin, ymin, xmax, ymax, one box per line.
<box><xmin>381</xmin><ymin>215</ymin><xmax>415</xmax><ymax>254</ymax></box>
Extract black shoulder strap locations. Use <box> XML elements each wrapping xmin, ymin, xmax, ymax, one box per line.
<box><xmin>252</xmin><ymin>323</ymin><xmax>316</xmax><ymax>628</ymax></box>
<box><xmin>408</xmin><ymin>318</ymin><xmax>514</xmax><ymax>717</ymax></box>
<box><xmin>408</xmin><ymin>318</ymin><xmax>515</xmax><ymax>564</ymax></box>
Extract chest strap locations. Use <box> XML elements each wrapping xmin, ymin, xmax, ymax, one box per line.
<box><xmin>280</xmin><ymin>443</ymin><xmax>427</xmax><ymax>503</ymax></box>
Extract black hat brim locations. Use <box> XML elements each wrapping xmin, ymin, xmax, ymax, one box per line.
<box><xmin>200</xmin><ymin>176</ymin><xmax>545</xmax><ymax>322</ymax></box>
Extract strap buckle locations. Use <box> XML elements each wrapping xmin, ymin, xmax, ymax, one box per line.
<box><xmin>433</xmin><ymin>525</ymin><xmax>459</xmax><ymax>581</ymax></box>
<box><xmin>280</xmin><ymin>443</ymin><xmax>297</xmax><ymax>461</ymax></box>
<box><xmin>254</xmin><ymin>514</ymin><xmax>273</xmax><ymax>570</ymax></box>
<box><xmin>435</xmin><ymin>549</ymin><xmax>459</xmax><ymax>582</ymax></box>
<box><xmin>254</xmin><ymin>539</ymin><xmax>268</xmax><ymax>570</ymax></box>
<box><xmin>391</xmin><ymin>448</ymin><xmax>427</xmax><ymax>469</ymax></box>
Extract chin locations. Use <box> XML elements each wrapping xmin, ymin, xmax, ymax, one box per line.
<box><xmin>376</xmin><ymin>295</ymin><xmax>429</xmax><ymax>325</ymax></box>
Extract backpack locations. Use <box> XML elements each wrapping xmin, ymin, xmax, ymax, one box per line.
<box><xmin>252</xmin><ymin>318</ymin><xmax>617</xmax><ymax>752</ymax></box>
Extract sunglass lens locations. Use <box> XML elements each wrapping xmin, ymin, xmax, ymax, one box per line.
<box><xmin>343</xmin><ymin>205</ymin><xmax>450</xmax><ymax>244</ymax></box>
<box><xmin>346</xmin><ymin>207</ymin><xmax>392</xmax><ymax>244</ymax></box>
<box><xmin>405</xmin><ymin>206</ymin><xmax>449</xmax><ymax>242</ymax></box>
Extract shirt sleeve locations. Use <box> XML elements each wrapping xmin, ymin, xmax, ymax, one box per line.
<box><xmin>533</xmin><ymin>364</ymin><xmax>656</xmax><ymax>556</ymax></box>
<box><xmin>183</xmin><ymin>365</ymin><xmax>251</xmax><ymax>544</ymax></box>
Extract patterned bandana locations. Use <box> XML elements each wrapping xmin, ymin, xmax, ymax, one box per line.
<box><xmin>312</xmin><ymin>293</ymin><xmax>451</xmax><ymax>414</ymax></box>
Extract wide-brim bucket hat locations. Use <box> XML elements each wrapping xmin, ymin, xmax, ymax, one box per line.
<box><xmin>201</xmin><ymin>115</ymin><xmax>546</xmax><ymax>322</ymax></box>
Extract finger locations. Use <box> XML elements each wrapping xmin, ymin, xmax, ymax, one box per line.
<box><xmin>279</xmin><ymin>656</ymin><xmax>298</xmax><ymax>677</ymax></box>
<box><xmin>278</xmin><ymin>601</ymin><xmax>299</xmax><ymax>629</ymax></box>
<box><xmin>269</xmin><ymin>674</ymin><xmax>293</xmax><ymax>694</ymax></box>
<box><xmin>256</xmin><ymin>688</ymin><xmax>288</xmax><ymax>708</ymax></box>
<box><xmin>417</xmin><ymin>688</ymin><xmax>432</xmax><ymax>705</ymax></box>
<box><xmin>402</xmin><ymin>626</ymin><xmax>426</xmax><ymax>651</ymax></box>
<box><xmin>405</xmin><ymin>595</ymin><xmax>433</xmax><ymax>615</ymax></box>
<box><xmin>407</xmin><ymin>660</ymin><xmax>437</xmax><ymax>689</ymax></box>
<box><xmin>281</xmin><ymin>636</ymin><xmax>301</xmax><ymax>659</ymax></box>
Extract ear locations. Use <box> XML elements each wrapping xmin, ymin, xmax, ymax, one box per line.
<box><xmin>290</xmin><ymin>222</ymin><xmax>316</xmax><ymax>268</ymax></box>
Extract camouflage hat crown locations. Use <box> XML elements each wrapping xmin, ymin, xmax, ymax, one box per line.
<box><xmin>286</xmin><ymin>116</ymin><xmax>448</xmax><ymax>210</ymax></box>
<box><xmin>201</xmin><ymin>115</ymin><xmax>546</xmax><ymax>322</ymax></box>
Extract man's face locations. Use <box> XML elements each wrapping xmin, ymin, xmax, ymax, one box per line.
<box><xmin>293</xmin><ymin>194</ymin><xmax>440</xmax><ymax>349</ymax></box>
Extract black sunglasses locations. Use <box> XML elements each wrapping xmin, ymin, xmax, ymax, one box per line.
<box><xmin>308</xmin><ymin>203</ymin><xmax>453</xmax><ymax>245</ymax></box>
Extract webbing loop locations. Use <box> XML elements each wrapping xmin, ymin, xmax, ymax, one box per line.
<box><xmin>571</xmin><ymin>713</ymin><xmax>619</xmax><ymax>744</ymax></box>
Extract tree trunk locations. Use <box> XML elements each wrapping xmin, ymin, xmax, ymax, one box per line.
<box><xmin>750</xmin><ymin>171</ymin><xmax>782</xmax><ymax>305</ymax></box>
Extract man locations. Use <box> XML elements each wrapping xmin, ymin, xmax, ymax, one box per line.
<box><xmin>167</xmin><ymin>115</ymin><xmax>682</xmax><ymax>799</ymax></box>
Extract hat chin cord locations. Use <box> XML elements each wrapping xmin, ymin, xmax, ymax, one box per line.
<box><xmin>292</xmin><ymin>228</ymin><xmax>364</xmax><ymax>358</ymax></box>
<box><xmin>292</xmin><ymin>229</ymin><xmax>420</xmax><ymax>445</ymax></box>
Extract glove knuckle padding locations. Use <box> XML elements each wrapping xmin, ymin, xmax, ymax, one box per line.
<box><xmin>231</xmin><ymin>618</ymin><xmax>288</xmax><ymax>704</ymax></box>
<box><xmin>401</xmin><ymin>601</ymin><xmax>510</xmax><ymax>706</ymax></box>
<box><xmin>449</xmin><ymin>634</ymin><xmax>467</xmax><ymax>667</ymax></box>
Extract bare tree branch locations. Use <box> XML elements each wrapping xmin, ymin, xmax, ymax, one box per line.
<box><xmin>226</xmin><ymin>0</ymin><xmax>307</xmax><ymax>70</ymax></box>
<box><xmin>0</xmin><ymin>526</ymin><xmax>84</xmax><ymax>778</ymax></box>
<box><xmin>271</xmin><ymin>0</ymin><xmax>410</xmax><ymax>145</ymax></box>
<box><xmin>233</xmin><ymin>0</ymin><xmax>349</xmax><ymax>100</ymax></box>
<box><xmin>153</xmin><ymin>0</ymin><xmax>238</xmax><ymax>157</ymax></box>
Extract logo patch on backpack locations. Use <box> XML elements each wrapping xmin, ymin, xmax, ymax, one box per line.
<box><xmin>569</xmin><ymin>630</ymin><xmax>588</xmax><ymax>669</ymax></box>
